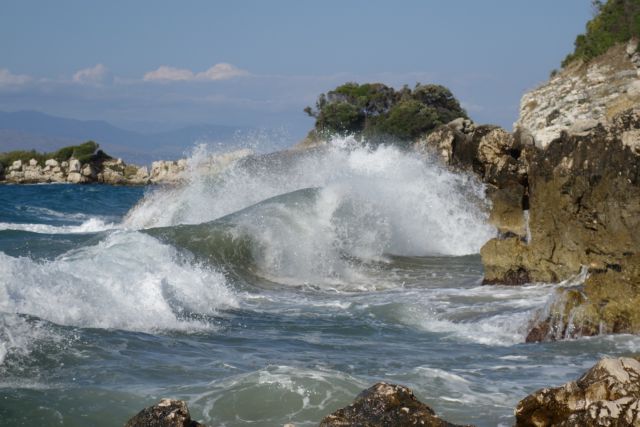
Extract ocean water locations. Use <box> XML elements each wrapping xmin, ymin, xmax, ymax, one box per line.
<box><xmin>1</xmin><ymin>141</ymin><xmax>638</xmax><ymax>427</ymax></box>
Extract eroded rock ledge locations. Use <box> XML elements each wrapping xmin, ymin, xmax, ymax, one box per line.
<box><xmin>515</xmin><ymin>357</ymin><xmax>640</xmax><ymax>427</ymax></box>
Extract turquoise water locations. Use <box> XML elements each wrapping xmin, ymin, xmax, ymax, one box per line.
<box><xmin>1</xmin><ymin>144</ymin><xmax>638</xmax><ymax>427</ymax></box>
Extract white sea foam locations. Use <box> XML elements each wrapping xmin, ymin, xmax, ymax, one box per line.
<box><xmin>389</xmin><ymin>285</ymin><xmax>554</xmax><ymax>346</ymax></box>
<box><xmin>125</xmin><ymin>139</ymin><xmax>495</xmax><ymax>286</ymax></box>
<box><xmin>190</xmin><ymin>365</ymin><xmax>367</xmax><ymax>426</ymax></box>
<box><xmin>0</xmin><ymin>231</ymin><xmax>237</xmax><ymax>334</ymax></box>
<box><xmin>0</xmin><ymin>217</ymin><xmax>115</xmax><ymax>234</ymax></box>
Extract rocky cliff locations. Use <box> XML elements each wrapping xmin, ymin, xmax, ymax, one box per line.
<box><xmin>420</xmin><ymin>41</ymin><xmax>640</xmax><ymax>340</ymax></box>
<box><xmin>516</xmin><ymin>39</ymin><xmax>640</xmax><ymax>149</ymax></box>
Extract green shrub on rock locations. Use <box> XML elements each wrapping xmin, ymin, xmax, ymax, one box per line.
<box><xmin>0</xmin><ymin>141</ymin><xmax>111</xmax><ymax>168</ymax></box>
<box><xmin>304</xmin><ymin>82</ymin><xmax>467</xmax><ymax>143</ymax></box>
<box><xmin>562</xmin><ymin>0</ymin><xmax>640</xmax><ymax>67</ymax></box>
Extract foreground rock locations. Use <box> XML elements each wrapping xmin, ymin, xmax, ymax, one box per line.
<box><xmin>319</xmin><ymin>382</ymin><xmax>472</xmax><ymax>427</ymax></box>
<box><xmin>515</xmin><ymin>357</ymin><xmax>640</xmax><ymax>426</ymax></box>
<box><xmin>124</xmin><ymin>399</ymin><xmax>207</xmax><ymax>427</ymax></box>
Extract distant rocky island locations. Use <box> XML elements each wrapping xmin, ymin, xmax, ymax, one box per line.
<box><xmin>0</xmin><ymin>141</ymin><xmax>186</xmax><ymax>185</ymax></box>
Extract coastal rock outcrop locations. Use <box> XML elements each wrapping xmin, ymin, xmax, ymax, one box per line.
<box><xmin>0</xmin><ymin>148</ymin><xmax>253</xmax><ymax>186</ymax></box>
<box><xmin>124</xmin><ymin>399</ymin><xmax>207</xmax><ymax>427</ymax></box>
<box><xmin>516</xmin><ymin>39</ymin><xmax>640</xmax><ymax>149</ymax></box>
<box><xmin>420</xmin><ymin>43</ymin><xmax>640</xmax><ymax>339</ymax></box>
<box><xmin>417</xmin><ymin>118</ymin><xmax>531</xmax><ymax>239</ymax></box>
<box><xmin>515</xmin><ymin>357</ymin><xmax>640</xmax><ymax>426</ymax></box>
<box><xmin>319</xmin><ymin>382</ymin><xmax>472</xmax><ymax>427</ymax></box>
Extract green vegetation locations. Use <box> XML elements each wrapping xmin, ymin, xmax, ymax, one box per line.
<box><xmin>562</xmin><ymin>0</ymin><xmax>640</xmax><ymax>67</ymax></box>
<box><xmin>304</xmin><ymin>82</ymin><xmax>467</xmax><ymax>144</ymax></box>
<box><xmin>0</xmin><ymin>141</ymin><xmax>111</xmax><ymax>168</ymax></box>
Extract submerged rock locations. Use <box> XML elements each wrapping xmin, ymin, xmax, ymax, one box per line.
<box><xmin>124</xmin><ymin>399</ymin><xmax>207</xmax><ymax>427</ymax></box>
<box><xmin>319</xmin><ymin>382</ymin><xmax>472</xmax><ymax>427</ymax></box>
<box><xmin>515</xmin><ymin>357</ymin><xmax>640</xmax><ymax>426</ymax></box>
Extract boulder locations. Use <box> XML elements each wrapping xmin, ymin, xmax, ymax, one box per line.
<box><xmin>124</xmin><ymin>399</ymin><xmax>206</xmax><ymax>427</ymax></box>
<box><xmin>10</xmin><ymin>159</ymin><xmax>22</xmax><ymax>171</ymax></box>
<box><xmin>100</xmin><ymin>167</ymin><xmax>126</xmax><ymax>185</ymax></box>
<box><xmin>150</xmin><ymin>160</ymin><xmax>187</xmax><ymax>184</ymax></box>
<box><xmin>23</xmin><ymin>165</ymin><xmax>45</xmax><ymax>182</ymax></box>
<box><xmin>81</xmin><ymin>164</ymin><xmax>96</xmax><ymax>178</ymax></box>
<box><xmin>66</xmin><ymin>171</ymin><xmax>85</xmax><ymax>184</ymax></box>
<box><xmin>45</xmin><ymin>158</ymin><xmax>59</xmax><ymax>168</ymax></box>
<box><xmin>319</xmin><ymin>382</ymin><xmax>471</xmax><ymax>427</ymax></box>
<box><xmin>28</xmin><ymin>158</ymin><xmax>38</xmax><ymax>167</ymax></box>
<box><xmin>515</xmin><ymin>357</ymin><xmax>640</xmax><ymax>427</ymax></box>
<box><xmin>68</xmin><ymin>158</ymin><xmax>81</xmax><ymax>173</ymax></box>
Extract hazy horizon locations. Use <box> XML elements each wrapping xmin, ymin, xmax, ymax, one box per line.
<box><xmin>1</xmin><ymin>1</ymin><xmax>592</xmax><ymax>145</ymax></box>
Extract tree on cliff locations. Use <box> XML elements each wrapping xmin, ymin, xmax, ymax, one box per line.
<box><xmin>304</xmin><ymin>82</ymin><xmax>467</xmax><ymax>144</ymax></box>
<box><xmin>562</xmin><ymin>0</ymin><xmax>640</xmax><ymax>67</ymax></box>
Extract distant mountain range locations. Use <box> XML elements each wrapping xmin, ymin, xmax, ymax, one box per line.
<box><xmin>0</xmin><ymin>110</ymin><xmax>249</xmax><ymax>164</ymax></box>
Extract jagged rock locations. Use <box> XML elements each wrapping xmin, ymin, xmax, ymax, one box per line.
<box><xmin>150</xmin><ymin>160</ymin><xmax>186</xmax><ymax>184</ymax></box>
<box><xmin>516</xmin><ymin>40</ymin><xmax>640</xmax><ymax>149</ymax></box>
<box><xmin>10</xmin><ymin>159</ymin><xmax>22</xmax><ymax>171</ymax></box>
<box><xmin>447</xmin><ymin>117</ymin><xmax>475</xmax><ymax>134</ymax></box>
<box><xmin>45</xmin><ymin>158</ymin><xmax>59</xmax><ymax>168</ymax></box>
<box><xmin>81</xmin><ymin>164</ymin><xmax>96</xmax><ymax>178</ymax></box>
<box><xmin>68</xmin><ymin>158</ymin><xmax>81</xmax><ymax>173</ymax></box>
<box><xmin>480</xmin><ymin>109</ymin><xmax>640</xmax><ymax>337</ymax></box>
<box><xmin>487</xmin><ymin>183</ymin><xmax>527</xmax><ymax>238</ymax></box>
<box><xmin>527</xmin><ymin>253</ymin><xmax>640</xmax><ymax>341</ymax></box>
<box><xmin>319</xmin><ymin>382</ymin><xmax>472</xmax><ymax>427</ymax></box>
<box><xmin>124</xmin><ymin>399</ymin><xmax>206</xmax><ymax>427</ymax></box>
<box><xmin>23</xmin><ymin>164</ymin><xmax>45</xmax><ymax>182</ymax></box>
<box><xmin>66</xmin><ymin>171</ymin><xmax>85</xmax><ymax>184</ymax></box>
<box><xmin>418</xmin><ymin>122</ymin><xmax>527</xmax><ymax>187</ymax></box>
<box><xmin>515</xmin><ymin>357</ymin><xmax>640</xmax><ymax>426</ymax></box>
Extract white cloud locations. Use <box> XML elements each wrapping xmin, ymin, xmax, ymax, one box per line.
<box><xmin>73</xmin><ymin>64</ymin><xmax>108</xmax><ymax>84</ymax></box>
<box><xmin>143</xmin><ymin>65</ymin><xmax>194</xmax><ymax>82</ymax></box>
<box><xmin>143</xmin><ymin>63</ymin><xmax>248</xmax><ymax>82</ymax></box>
<box><xmin>0</xmin><ymin>68</ymin><xmax>31</xmax><ymax>86</ymax></box>
<box><xmin>195</xmin><ymin>63</ymin><xmax>248</xmax><ymax>81</ymax></box>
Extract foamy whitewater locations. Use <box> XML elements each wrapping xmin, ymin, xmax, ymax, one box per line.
<box><xmin>0</xmin><ymin>140</ymin><xmax>635</xmax><ymax>426</ymax></box>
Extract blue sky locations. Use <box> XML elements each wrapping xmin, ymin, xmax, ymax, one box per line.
<box><xmin>0</xmin><ymin>1</ymin><xmax>592</xmax><ymax>140</ymax></box>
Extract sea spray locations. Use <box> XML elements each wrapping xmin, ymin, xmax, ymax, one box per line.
<box><xmin>130</xmin><ymin>139</ymin><xmax>495</xmax><ymax>286</ymax></box>
<box><xmin>0</xmin><ymin>232</ymin><xmax>236</xmax><ymax>333</ymax></box>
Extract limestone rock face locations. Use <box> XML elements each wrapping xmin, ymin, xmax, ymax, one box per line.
<box><xmin>124</xmin><ymin>399</ymin><xmax>206</xmax><ymax>427</ymax></box>
<box><xmin>417</xmin><ymin>120</ymin><xmax>528</xmax><ymax>187</ymax></box>
<box><xmin>68</xmin><ymin>158</ymin><xmax>81</xmax><ymax>172</ymax></box>
<box><xmin>516</xmin><ymin>40</ymin><xmax>640</xmax><ymax>149</ymax></box>
<box><xmin>150</xmin><ymin>160</ymin><xmax>187</xmax><ymax>184</ymax></box>
<box><xmin>515</xmin><ymin>357</ymin><xmax>640</xmax><ymax>427</ymax></box>
<box><xmin>417</xmin><ymin>119</ymin><xmax>529</xmax><ymax>239</ymax></box>
<box><xmin>319</xmin><ymin>382</ymin><xmax>471</xmax><ymax>427</ymax></box>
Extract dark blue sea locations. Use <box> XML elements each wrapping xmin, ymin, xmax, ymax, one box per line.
<box><xmin>0</xmin><ymin>143</ymin><xmax>636</xmax><ymax>426</ymax></box>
